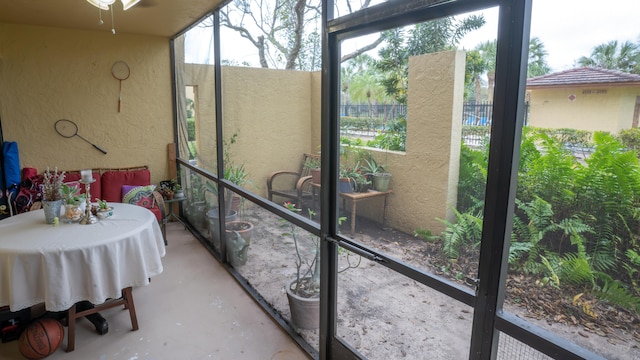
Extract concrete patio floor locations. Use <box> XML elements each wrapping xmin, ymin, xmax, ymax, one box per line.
<box><xmin>0</xmin><ymin>222</ymin><xmax>309</xmax><ymax>360</ymax></box>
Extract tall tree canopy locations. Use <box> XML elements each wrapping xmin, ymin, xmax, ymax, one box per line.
<box><xmin>376</xmin><ymin>16</ymin><xmax>486</xmax><ymax>105</ymax></box>
<box><xmin>219</xmin><ymin>0</ymin><xmax>321</xmax><ymax>70</ymax></box>
<box><xmin>219</xmin><ymin>0</ymin><xmax>378</xmax><ymax>70</ymax></box>
<box><xmin>471</xmin><ymin>37</ymin><xmax>551</xmax><ymax>102</ymax></box>
<box><xmin>527</xmin><ymin>37</ymin><xmax>552</xmax><ymax>78</ymax></box>
<box><xmin>577</xmin><ymin>40</ymin><xmax>640</xmax><ymax>74</ymax></box>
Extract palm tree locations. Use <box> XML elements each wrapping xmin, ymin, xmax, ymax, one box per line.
<box><xmin>577</xmin><ymin>40</ymin><xmax>640</xmax><ymax>74</ymax></box>
<box><xmin>465</xmin><ymin>50</ymin><xmax>488</xmax><ymax>102</ymax></box>
<box><xmin>527</xmin><ymin>37</ymin><xmax>551</xmax><ymax>78</ymax></box>
<box><xmin>343</xmin><ymin>54</ymin><xmax>389</xmax><ymax>120</ymax></box>
<box><xmin>475</xmin><ymin>40</ymin><xmax>496</xmax><ymax>102</ymax></box>
<box><xmin>476</xmin><ymin>37</ymin><xmax>552</xmax><ymax>101</ymax></box>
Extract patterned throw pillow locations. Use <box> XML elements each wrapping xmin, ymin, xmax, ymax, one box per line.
<box><xmin>121</xmin><ymin>185</ymin><xmax>156</xmax><ymax>209</ymax></box>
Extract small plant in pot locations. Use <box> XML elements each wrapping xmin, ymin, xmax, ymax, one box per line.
<box><xmin>171</xmin><ymin>180</ymin><xmax>184</xmax><ymax>198</ymax></box>
<box><xmin>339</xmin><ymin>164</ymin><xmax>364</xmax><ymax>193</ymax></box>
<box><xmin>363</xmin><ymin>157</ymin><xmax>391</xmax><ymax>191</ymax></box>
<box><xmin>93</xmin><ymin>199</ymin><xmax>114</xmax><ymax>219</ymax></box>
<box><xmin>225</xmin><ymin>221</ymin><xmax>254</xmax><ymax>266</ymax></box>
<box><xmin>281</xmin><ymin>202</ymin><xmax>321</xmax><ymax>329</ymax></box>
<box><xmin>61</xmin><ymin>183</ymin><xmax>86</xmax><ymax>223</ymax></box>
<box><xmin>303</xmin><ymin>156</ymin><xmax>321</xmax><ymax>184</ymax></box>
<box><xmin>281</xmin><ymin>203</ymin><xmax>354</xmax><ymax>329</ymax></box>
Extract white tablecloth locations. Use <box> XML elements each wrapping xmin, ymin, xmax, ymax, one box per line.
<box><xmin>0</xmin><ymin>203</ymin><xmax>165</xmax><ymax>312</ymax></box>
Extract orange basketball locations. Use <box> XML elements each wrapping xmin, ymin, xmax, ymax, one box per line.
<box><xmin>18</xmin><ymin>318</ymin><xmax>65</xmax><ymax>360</ymax></box>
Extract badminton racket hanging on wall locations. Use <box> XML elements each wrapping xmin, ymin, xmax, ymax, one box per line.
<box><xmin>111</xmin><ymin>61</ymin><xmax>130</xmax><ymax>112</ymax></box>
<box><xmin>55</xmin><ymin>119</ymin><xmax>107</xmax><ymax>154</ymax></box>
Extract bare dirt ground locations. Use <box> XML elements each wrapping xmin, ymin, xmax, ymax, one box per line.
<box><xmin>226</xmin><ymin>206</ymin><xmax>639</xmax><ymax>359</ymax></box>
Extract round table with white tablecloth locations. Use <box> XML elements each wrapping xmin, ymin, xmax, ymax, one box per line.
<box><xmin>0</xmin><ymin>202</ymin><xmax>165</xmax><ymax>312</ymax></box>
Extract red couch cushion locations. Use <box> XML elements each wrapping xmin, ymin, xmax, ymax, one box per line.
<box><xmin>101</xmin><ymin>168</ymin><xmax>151</xmax><ymax>202</ymax></box>
<box><xmin>63</xmin><ymin>171</ymin><xmax>102</xmax><ymax>201</ymax></box>
<box><xmin>148</xmin><ymin>207</ymin><xmax>162</xmax><ymax>223</ymax></box>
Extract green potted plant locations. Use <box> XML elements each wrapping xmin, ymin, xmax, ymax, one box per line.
<box><xmin>205</xmin><ymin>132</ymin><xmax>254</xmax><ymax>258</ymax></box>
<box><xmin>362</xmin><ymin>157</ymin><xmax>391</xmax><ymax>191</ymax></box>
<box><xmin>281</xmin><ymin>202</ymin><xmax>321</xmax><ymax>329</ymax></box>
<box><xmin>94</xmin><ymin>199</ymin><xmax>114</xmax><ymax>219</ymax></box>
<box><xmin>281</xmin><ymin>203</ymin><xmax>353</xmax><ymax>329</ymax></box>
<box><xmin>339</xmin><ymin>164</ymin><xmax>363</xmax><ymax>193</ymax></box>
<box><xmin>185</xmin><ymin>174</ymin><xmax>208</xmax><ymax>233</ymax></box>
<box><xmin>303</xmin><ymin>156</ymin><xmax>321</xmax><ymax>184</ymax></box>
<box><xmin>60</xmin><ymin>183</ymin><xmax>86</xmax><ymax>223</ymax></box>
<box><xmin>171</xmin><ymin>180</ymin><xmax>184</xmax><ymax>198</ymax></box>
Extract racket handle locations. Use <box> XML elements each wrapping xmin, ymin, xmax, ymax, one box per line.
<box><xmin>93</xmin><ymin>144</ymin><xmax>108</xmax><ymax>154</ymax></box>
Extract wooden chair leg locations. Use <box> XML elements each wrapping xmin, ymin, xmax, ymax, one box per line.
<box><xmin>66</xmin><ymin>304</ymin><xmax>76</xmax><ymax>352</ymax></box>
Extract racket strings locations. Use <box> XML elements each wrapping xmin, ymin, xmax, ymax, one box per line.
<box><xmin>55</xmin><ymin>120</ymin><xmax>78</xmax><ymax>138</ymax></box>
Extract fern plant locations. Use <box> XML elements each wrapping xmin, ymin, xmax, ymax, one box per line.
<box><xmin>598</xmin><ymin>280</ymin><xmax>640</xmax><ymax>313</ymax></box>
<box><xmin>438</xmin><ymin>207</ymin><xmax>483</xmax><ymax>259</ymax></box>
<box><xmin>510</xmin><ymin>197</ymin><xmax>593</xmax><ymax>277</ymax></box>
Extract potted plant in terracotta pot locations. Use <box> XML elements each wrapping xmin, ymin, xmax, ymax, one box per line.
<box><xmin>205</xmin><ymin>132</ymin><xmax>255</xmax><ymax>258</ymax></box>
<box><xmin>303</xmin><ymin>156</ymin><xmax>321</xmax><ymax>185</ymax></box>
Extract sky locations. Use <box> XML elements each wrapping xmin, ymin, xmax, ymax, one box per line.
<box><xmin>459</xmin><ymin>0</ymin><xmax>640</xmax><ymax>72</ymax></box>
<box><xmin>186</xmin><ymin>0</ymin><xmax>640</xmax><ymax>73</ymax></box>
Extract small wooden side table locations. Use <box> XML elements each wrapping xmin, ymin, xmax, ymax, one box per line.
<box><xmin>310</xmin><ymin>183</ymin><xmax>392</xmax><ymax>237</ymax></box>
<box><xmin>340</xmin><ymin>190</ymin><xmax>392</xmax><ymax>237</ymax></box>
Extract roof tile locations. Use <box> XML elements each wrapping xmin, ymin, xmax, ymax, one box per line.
<box><xmin>526</xmin><ymin>67</ymin><xmax>640</xmax><ymax>87</ymax></box>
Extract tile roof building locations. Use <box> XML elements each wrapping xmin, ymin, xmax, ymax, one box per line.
<box><xmin>526</xmin><ymin>67</ymin><xmax>640</xmax><ymax>133</ymax></box>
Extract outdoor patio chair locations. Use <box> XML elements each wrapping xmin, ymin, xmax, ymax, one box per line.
<box><xmin>267</xmin><ymin>153</ymin><xmax>319</xmax><ymax>208</ymax></box>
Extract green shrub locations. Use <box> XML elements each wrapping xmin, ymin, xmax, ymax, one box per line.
<box><xmin>340</xmin><ymin>116</ymin><xmax>384</xmax><ymax>131</ymax></box>
<box><xmin>187</xmin><ymin>117</ymin><xmax>196</xmax><ymax>141</ymax></box>
<box><xmin>457</xmin><ymin>142</ymin><xmax>487</xmax><ymax>213</ymax></box>
<box><xmin>415</xmin><ymin>123</ymin><xmax>640</xmax><ymax>313</ymax></box>
<box><xmin>366</xmin><ymin>115</ymin><xmax>406</xmax><ymax>151</ymax></box>
<box><xmin>618</xmin><ymin>128</ymin><xmax>640</xmax><ymax>154</ymax></box>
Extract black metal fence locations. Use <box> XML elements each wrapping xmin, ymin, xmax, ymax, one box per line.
<box><xmin>340</xmin><ymin>102</ymin><xmax>529</xmax><ymax>126</ymax></box>
<box><xmin>341</xmin><ymin>104</ymin><xmax>406</xmax><ymax>120</ymax></box>
<box><xmin>463</xmin><ymin>101</ymin><xmax>493</xmax><ymax>126</ymax></box>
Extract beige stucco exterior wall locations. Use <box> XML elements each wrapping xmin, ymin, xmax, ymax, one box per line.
<box><xmin>183</xmin><ymin>64</ymin><xmax>316</xmax><ymax>196</ymax></box>
<box><xmin>528</xmin><ymin>86</ymin><xmax>640</xmax><ymax>133</ymax></box>
<box><xmin>0</xmin><ymin>23</ymin><xmax>173</xmax><ymax>183</ymax></box>
<box><xmin>183</xmin><ymin>51</ymin><xmax>463</xmax><ymax>235</ymax></box>
<box><xmin>346</xmin><ymin>51</ymin><xmax>464</xmax><ymax>234</ymax></box>
<box><xmin>394</xmin><ymin>51</ymin><xmax>463</xmax><ymax>233</ymax></box>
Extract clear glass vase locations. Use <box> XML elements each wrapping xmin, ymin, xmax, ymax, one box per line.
<box><xmin>62</xmin><ymin>203</ymin><xmax>85</xmax><ymax>223</ymax></box>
